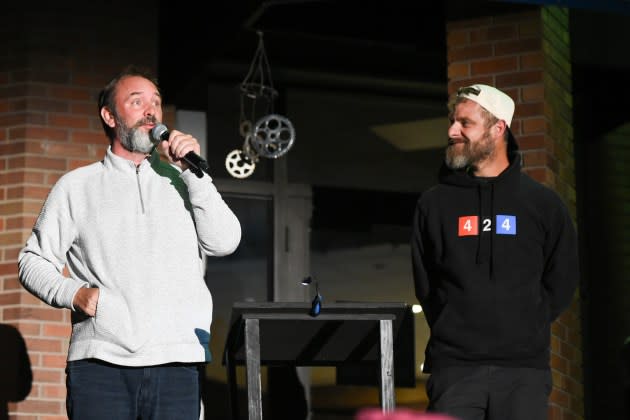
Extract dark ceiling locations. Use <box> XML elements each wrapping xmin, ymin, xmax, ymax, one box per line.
<box><xmin>157</xmin><ymin>0</ymin><xmax>537</xmax><ymax>109</ymax></box>
<box><xmin>157</xmin><ymin>0</ymin><xmax>630</xmax><ymax>146</ymax></box>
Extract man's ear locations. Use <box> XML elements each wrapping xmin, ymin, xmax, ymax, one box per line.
<box><xmin>494</xmin><ymin>119</ymin><xmax>508</xmax><ymax>137</ymax></box>
<box><xmin>100</xmin><ymin>107</ymin><xmax>116</xmax><ymax>128</ymax></box>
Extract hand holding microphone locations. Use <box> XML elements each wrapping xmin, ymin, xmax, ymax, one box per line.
<box><xmin>150</xmin><ymin>124</ymin><xmax>210</xmax><ymax>177</ymax></box>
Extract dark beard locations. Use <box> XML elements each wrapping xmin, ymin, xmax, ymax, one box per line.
<box><xmin>115</xmin><ymin>115</ymin><xmax>157</xmax><ymax>154</ymax></box>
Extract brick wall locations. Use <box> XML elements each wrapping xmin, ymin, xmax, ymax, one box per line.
<box><xmin>0</xmin><ymin>3</ymin><xmax>159</xmax><ymax>418</ymax></box>
<box><xmin>446</xmin><ymin>6</ymin><xmax>583</xmax><ymax>420</ymax></box>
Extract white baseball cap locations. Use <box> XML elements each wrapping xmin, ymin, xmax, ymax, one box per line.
<box><xmin>456</xmin><ymin>84</ymin><xmax>515</xmax><ymax>127</ymax></box>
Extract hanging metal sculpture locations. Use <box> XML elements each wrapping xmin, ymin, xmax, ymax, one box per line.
<box><xmin>225</xmin><ymin>31</ymin><xmax>295</xmax><ymax>179</ymax></box>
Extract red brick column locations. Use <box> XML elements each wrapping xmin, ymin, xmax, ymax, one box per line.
<box><xmin>446</xmin><ymin>7</ymin><xmax>583</xmax><ymax>420</ymax></box>
<box><xmin>0</xmin><ymin>3</ymin><xmax>160</xmax><ymax>418</ymax></box>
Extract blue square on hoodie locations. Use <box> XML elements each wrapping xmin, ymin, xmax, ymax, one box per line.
<box><xmin>496</xmin><ymin>215</ymin><xmax>516</xmax><ymax>235</ymax></box>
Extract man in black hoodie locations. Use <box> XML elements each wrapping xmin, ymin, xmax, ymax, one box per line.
<box><xmin>411</xmin><ymin>84</ymin><xmax>579</xmax><ymax>420</ymax></box>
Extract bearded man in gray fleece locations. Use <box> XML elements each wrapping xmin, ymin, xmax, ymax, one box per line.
<box><xmin>18</xmin><ymin>65</ymin><xmax>241</xmax><ymax>420</ymax></box>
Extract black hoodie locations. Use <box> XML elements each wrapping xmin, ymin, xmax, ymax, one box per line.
<box><xmin>411</xmin><ymin>145</ymin><xmax>579</xmax><ymax>372</ymax></box>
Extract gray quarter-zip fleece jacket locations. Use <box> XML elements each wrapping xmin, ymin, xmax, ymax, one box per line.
<box><xmin>18</xmin><ymin>147</ymin><xmax>241</xmax><ymax>366</ymax></box>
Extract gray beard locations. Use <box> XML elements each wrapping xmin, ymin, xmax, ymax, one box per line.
<box><xmin>445</xmin><ymin>131</ymin><xmax>494</xmax><ymax>170</ymax></box>
<box><xmin>117</xmin><ymin>121</ymin><xmax>155</xmax><ymax>154</ymax></box>
<box><xmin>122</xmin><ymin>129</ymin><xmax>154</xmax><ymax>154</ymax></box>
<box><xmin>445</xmin><ymin>152</ymin><xmax>469</xmax><ymax>170</ymax></box>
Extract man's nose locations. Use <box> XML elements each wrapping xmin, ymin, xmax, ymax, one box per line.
<box><xmin>144</xmin><ymin>102</ymin><xmax>159</xmax><ymax>117</ymax></box>
<box><xmin>447</xmin><ymin>123</ymin><xmax>460</xmax><ymax>138</ymax></box>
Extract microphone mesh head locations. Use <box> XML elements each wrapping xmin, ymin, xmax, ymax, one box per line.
<box><xmin>150</xmin><ymin>124</ymin><xmax>169</xmax><ymax>143</ymax></box>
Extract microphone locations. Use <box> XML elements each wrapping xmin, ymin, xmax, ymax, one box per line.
<box><xmin>150</xmin><ymin>124</ymin><xmax>210</xmax><ymax>175</ymax></box>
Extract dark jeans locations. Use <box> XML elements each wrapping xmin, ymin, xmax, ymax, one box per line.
<box><xmin>66</xmin><ymin>359</ymin><xmax>203</xmax><ymax>420</ymax></box>
<box><xmin>426</xmin><ymin>365</ymin><xmax>552</xmax><ymax>420</ymax></box>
